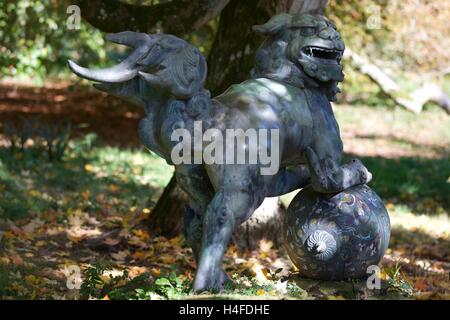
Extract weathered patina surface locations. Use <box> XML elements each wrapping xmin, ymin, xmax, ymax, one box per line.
<box><xmin>69</xmin><ymin>13</ymin><xmax>372</xmax><ymax>292</ymax></box>
<box><xmin>285</xmin><ymin>184</ymin><xmax>390</xmax><ymax>280</ymax></box>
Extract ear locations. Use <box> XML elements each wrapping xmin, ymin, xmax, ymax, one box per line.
<box><xmin>253</xmin><ymin>13</ymin><xmax>293</xmax><ymax>35</ymax></box>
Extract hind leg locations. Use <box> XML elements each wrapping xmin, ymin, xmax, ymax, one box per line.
<box><xmin>175</xmin><ymin>165</ymin><xmax>213</xmax><ymax>262</ymax></box>
<box><xmin>193</xmin><ymin>165</ymin><xmax>265</xmax><ymax>292</ymax></box>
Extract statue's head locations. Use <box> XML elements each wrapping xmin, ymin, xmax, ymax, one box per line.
<box><xmin>68</xmin><ymin>32</ymin><xmax>207</xmax><ymax>103</ymax></box>
<box><xmin>252</xmin><ymin>13</ymin><xmax>345</xmax><ymax>100</ymax></box>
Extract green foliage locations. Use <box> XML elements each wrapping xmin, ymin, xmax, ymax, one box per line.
<box><xmin>0</xmin><ymin>0</ymin><xmax>106</xmax><ymax>81</ymax></box>
<box><xmin>354</xmin><ymin>156</ymin><xmax>449</xmax><ymax>211</ymax></box>
<box><xmin>328</xmin><ymin>0</ymin><xmax>450</xmax><ymax>103</ymax></box>
<box><xmin>80</xmin><ymin>264</ymin><xmax>190</xmax><ymax>300</ymax></box>
<box><xmin>80</xmin><ymin>261</ymin><xmax>129</xmax><ymax>299</ymax></box>
<box><xmin>182</xmin><ymin>18</ymin><xmax>218</xmax><ymax>56</ymax></box>
<box><xmin>385</xmin><ymin>262</ymin><xmax>414</xmax><ymax>296</ymax></box>
<box><xmin>135</xmin><ymin>273</ymin><xmax>191</xmax><ymax>300</ymax></box>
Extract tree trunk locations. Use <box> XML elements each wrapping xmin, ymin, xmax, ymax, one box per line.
<box><xmin>75</xmin><ymin>0</ymin><xmax>230</xmax><ymax>36</ymax></box>
<box><xmin>147</xmin><ymin>176</ymin><xmax>189</xmax><ymax>238</ymax></box>
<box><xmin>207</xmin><ymin>0</ymin><xmax>327</xmax><ymax>95</ymax></box>
<box><xmin>148</xmin><ymin>0</ymin><xmax>328</xmax><ymax>249</ymax></box>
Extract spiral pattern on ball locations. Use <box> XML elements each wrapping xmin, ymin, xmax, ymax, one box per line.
<box><xmin>305</xmin><ymin>230</ymin><xmax>337</xmax><ymax>261</ymax></box>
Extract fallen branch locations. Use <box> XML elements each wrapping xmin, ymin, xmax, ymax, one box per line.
<box><xmin>344</xmin><ymin>48</ymin><xmax>450</xmax><ymax>114</ymax></box>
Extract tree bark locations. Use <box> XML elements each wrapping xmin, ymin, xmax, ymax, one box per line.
<box><xmin>147</xmin><ymin>175</ymin><xmax>189</xmax><ymax>237</ymax></box>
<box><xmin>74</xmin><ymin>0</ymin><xmax>230</xmax><ymax>36</ymax></box>
<box><xmin>206</xmin><ymin>0</ymin><xmax>328</xmax><ymax>95</ymax></box>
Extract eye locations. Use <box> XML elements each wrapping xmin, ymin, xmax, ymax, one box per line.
<box><xmin>328</xmin><ymin>21</ymin><xmax>337</xmax><ymax>30</ymax></box>
<box><xmin>300</xmin><ymin>26</ymin><xmax>317</xmax><ymax>37</ymax></box>
<box><xmin>145</xmin><ymin>64</ymin><xmax>166</xmax><ymax>74</ymax></box>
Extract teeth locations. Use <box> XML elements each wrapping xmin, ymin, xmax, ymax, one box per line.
<box><xmin>304</xmin><ymin>47</ymin><xmax>341</xmax><ymax>60</ymax></box>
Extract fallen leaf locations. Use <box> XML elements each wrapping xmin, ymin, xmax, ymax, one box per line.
<box><xmin>103</xmin><ymin>238</ymin><xmax>120</xmax><ymax>246</ymax></box>
<box><xmin>10</xmin><ymin>254</ymin><xmax>23</xmax><ymax>265</ymax></box>
<box><xmin>150</xmin><ymin>268</ymin><xmax>161</xmax><ymax>277</ymax></box>
<box><xmin>256</xmin><ymin>289</ymin><xmax>266</xmax><ymax>296</ymax></box>
<box><xmin>111</xmin><ymin>250</ymin><xmax>129</xmax><ymax>261</ymax></box>
<box><xmin>84</xmin><ymin>164</ymin><xmax>95</xmax><ymax>172</ymax></box>
<box><xmin>22</xmin><ymin>218</ymin><xmax>44</xmax><ymax>234</ymax></box>
<box><xmin>327</xmin><ymin>295</ymin><xmax>346</xmax><ymax>300</ymax></box>
<box><xmin>414</xmin><ymin>278</ymin><xmax>429</xmax><ymax>292</ymax></box>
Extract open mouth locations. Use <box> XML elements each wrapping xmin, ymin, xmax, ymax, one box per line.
<box><xmin>302</xmin><ymin>46</ymin><xmax>342</xmax><ymax>62</ymax></box>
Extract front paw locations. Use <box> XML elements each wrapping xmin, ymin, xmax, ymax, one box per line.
<box><xmin>360</xmin><ymin>166</ymin><xmax>372</xmax><ymax>184</ymax></box>
<box><xmin>350</xmin><ymin>159</ymin><xmax>372</xmax><ymax>184</ymax></box>
<box><xmin>192</xmin><ymin>269</ymin><xmax>230</xmax><ymax>294</ymax></box>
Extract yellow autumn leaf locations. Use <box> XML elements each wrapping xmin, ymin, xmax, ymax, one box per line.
<box><xmin>0</xmin><ymin>257</ymin><xmax>10</xmax><ymax>264</ymax></box>
<box><xmin>256</xmin><ymin>289</ymin><xmax>266</xmax><ymax>296</ymax></box>
<box><xmin>159</xmin><ymin>255</ymin><xmax>176</xmax><ymax>264</ymax></box>
<box><xmin>108</xmin><ymin>184</ymin><xmax>119</xmax><ymax>192</ymax></box>
<box><xmin>3</xmin><ymin>231</ymin><xmax>14</xmax><ymax>239</ymax></box>
<box><xmin>169</xmin><ymin>236</ymin><xmax>183</xmax><ymax>246</ymax></box>
<box><xmin>380</xmin><ymin>271</ymin><xmax>389</xmax><ymax>280</ymax></box>
<box><xmin>36</xmin><ymin>240</ymin><xmax>47</xmax><ymax>247</ymax></box>
<box><xmin>84</xmin><ymin>164</ymin><xmax>95</xmax><ymax>172</ymax></box>
<box><xmin>327</xmin><ymin>295</ymin><xmax>346</xmax><ymax>300</ymax></box>
<box><xmin>131</xmin><ymin>251</ymin><xmax>148</xmax><ymax>260</ymax></box>
<box><xmin>133</xmin><ymin>229</ymin><xmax>150</xmax><ymax>241</ymax></box>
<box><xmin>29</xmin><ymin>190</ymin><xmax>41</xmax><ymax>197</ymax></box>
<box><xmin>150</xmin><ymin>267</ymin><xmax>161</xmax><ymax>277</ymax></box>
<box><xmin>25</xmin><ymin>275</ymin><xmax>42</xmax><ymax>285</ymax></box>
<box><xmin>386</xmin><ymin>202</ymin><xmax>395</xmax><ymax>210</ymax></box>
<box><xmin>82</xmin><ymin>190</ymin><xmax>90</xmax><ymax>200</ymax></box>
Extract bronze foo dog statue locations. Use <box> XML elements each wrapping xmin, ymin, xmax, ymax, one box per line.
<box><xmin>69</xmin><ymin>13</ymin><xmax>372</xmax><ymax>292</ymax></box>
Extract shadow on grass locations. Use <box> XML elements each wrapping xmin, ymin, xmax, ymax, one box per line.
<box><xmin>390</xmin><ymin>225</ymin><xmax>449</xmax><ymax>262</ymax></box>
<box><xmin>0</xmin><ymin>144</ymin><xmax>164</xmax><ymax>220</ymax></box>
<box><xmin>345</xmin><ymin>154</ymin><xmax>450</xmax><ymax>213</ymax></box>
<box><xmin>0</xmin><ymin>84</ymin><xmax>143</xmax><ymax>147</ymax></box>
<box><xmin>351</xmin><ymin>133</ymin><xmax>449</xmax><ymax>158</ymax></box>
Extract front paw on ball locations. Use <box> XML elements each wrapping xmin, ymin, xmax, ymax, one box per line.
<box><xmin>360</xmin><ymin>167</ymin><xmax>372</xmax><ymax>184</ymax></box>
<box><xmin>350</xmin><ymin>159</ymin><xmax>372</xmax><ymax>184</ymax></box>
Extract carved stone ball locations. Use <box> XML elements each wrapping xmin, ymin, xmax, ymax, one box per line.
<box><xmin>284</xmin><ymin>184</ymin><xmax>390</xmax><ymax>280</ymax></box>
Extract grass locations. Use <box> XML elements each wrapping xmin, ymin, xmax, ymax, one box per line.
<box><xmin>0</xmin><ymin>134</ymin><xmax>172</xmax><ymax>221</ymax></box>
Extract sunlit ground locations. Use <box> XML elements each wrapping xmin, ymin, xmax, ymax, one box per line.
<box><xmin>0</xmin><ymin>85</ymin><xmax>448</xmax><ymax>299</ymax></box>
